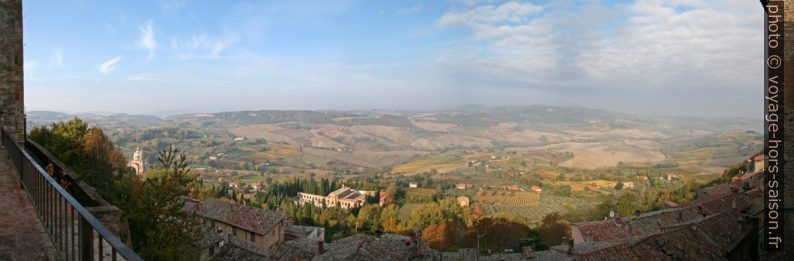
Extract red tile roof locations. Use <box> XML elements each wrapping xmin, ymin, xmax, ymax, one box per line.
<box><xmin>559</xmin><ymin>180</ymin><xmax>761</xmax><ymax>261</ymax></box>
<box><xmin>190</xmin><ymin>198</ymin><xmax>288</xmax><ymax>236</ymax></box>
<box><xmin>556</xmin><ymin>216</ymin><xmax>743</xmax><ymax>260</ymax></box>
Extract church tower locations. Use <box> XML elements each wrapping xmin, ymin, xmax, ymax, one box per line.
<box><xmin>128</xmin><ymin>147</ymin><xmax>147</xmax><ymax>176</ymax></box>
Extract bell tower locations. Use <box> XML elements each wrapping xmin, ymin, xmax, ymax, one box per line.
<box><xmin>128</xmin><ymin>147</ymin><xmax>147</xmax><ymax>176</ymax></box>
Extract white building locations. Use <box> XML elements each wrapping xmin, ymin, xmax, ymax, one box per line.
<box><xmin>297</xmin><ymin>186</ymin><xmax>373</xmax><ymax>209</ymax></box>
<box><xmin>128</xmin><ymin>147</ymin><xmax>148</xmax><ymax>177</ymax></box>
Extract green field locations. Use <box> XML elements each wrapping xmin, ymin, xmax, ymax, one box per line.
<box><xmin>392</xmin><ymin>154</ymin><xmax>464</xmax><ymax>174</ymax></box>
<box><xmin>480</xmin><ymin>194</ymin><xmax>598</xmax><ymax>224</ymax></box>
<box><xmin>473</xmin><ymin>190</ymin><xmax>540</xmax><ymax>205</ymax></box>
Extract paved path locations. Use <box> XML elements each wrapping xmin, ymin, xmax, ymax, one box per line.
<box><xmin>0</xmin><ymin>149</ymin><xmax>58</xmax><ymax>261</ymax></box>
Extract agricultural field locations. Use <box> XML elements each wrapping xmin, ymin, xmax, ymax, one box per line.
<box><xmin>473</xmin><ymin>190</ymin><xmax>540</xmax><ymax>205</ymax></box>
<box><xmin>546</xmin><ymin>180</ymin><xmax>617</xmax><ymax>192</ymax></box>
<box><xmin>28</xmin><ymin>106</ymin><xmax>761</xmax><ymax>225</ymax></box>
<box><xmin>398</xmin><ymin>203</ymin><xmax>434</xmax><ymax>219</ymax></box>
<box><xmin>541</xmin><ymin>140</ymin><xmax>666</xmax><ymax>169</ymax></box>
<box><xmin>404</xmin><ymin>187</ymin><xmax>440</xmax><ymax>202</ymax></box>
<box><xmin>664</xmin><ymin>131</ymin><xmax>761</xmax><ymax>174</ymax></box>
<box><xmin>479</xmin><ymin>195</ymin><xmax>597</xmax><ymax>225</ymax></box>
<box><xmin>392</xmin><ymin>153</ymin><xmax>465</xmax><ymax>174</ymax></box>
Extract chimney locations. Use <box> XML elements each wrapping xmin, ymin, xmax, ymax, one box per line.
<box><xmin>218</xmin><ymin>227</ymin><xmax>227</xmax><ymax>248</ymax></box>
<box><xmin>626</xmin><ymin>223</ymin><xmax>632</xmax><ymax>237</ymax></box>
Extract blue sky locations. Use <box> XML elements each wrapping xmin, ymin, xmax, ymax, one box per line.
<box><xmin>23</xmin><ymin>0</ymin><xmax>762</xmax><ymax>117</ymax></box>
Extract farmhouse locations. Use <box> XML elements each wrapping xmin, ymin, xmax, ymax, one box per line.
<box><xmin>297</xmin><ymin>186</ymin><xmax>373</xmax><ymax>209</ymax></box>
<box><xmin>379</xmin><ymin>191</ymin><xmax>388</xmax><ymax>206</ymax></box>
<box><xmin>504</xmin><ymin>184</ymin><xmax>520</xmax><ymax>191</ymax></box>
<box><xmin>409</xmin><ymin>182</ymin><xmax>418</xmax><ymax>188</ymax></box>
<box><xmin>622</xmin><ymin>181</ymin><xmax>634</xmax><ymax>190</ymax></box>
<box><xmin>457</xmin><ymin>196</ymin><xmax>470</xmax><ymax>207</ymax></box>
<box><xmin>747</xmin><ymin>153</ymin><xmax>764</xmax><ymax>173</ymax></box>
<box><xmin>182</xmin><ymin>198</ymin><xmax>289</xmax><ymax>248</ymax></box>
<box><xmin>455</xmin><ymin>183</ymin><xmax>473</xmax><ymax>190</ymax></box>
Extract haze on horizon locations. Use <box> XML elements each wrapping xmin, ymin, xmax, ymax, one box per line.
<box><xmin>23</xmin><ymin>0</ymin><xmax>763</xmax><ymax>118</ymax></box>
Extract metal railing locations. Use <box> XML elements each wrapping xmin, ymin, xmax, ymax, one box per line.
<box><xmin>1</xmin><ymin>129</ymin><xmax>142</xmax><ymax>261</ymax></box>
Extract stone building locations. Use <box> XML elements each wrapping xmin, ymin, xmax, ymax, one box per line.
<box><xmin>456</xmin><ymin>196</ymin><xmax>470</xmax><ymax>207</ymax></box>
<box><xmin>297</xmin><ymin>186</ymin><xmax>373</xmax><ymax>209</ymax></box>
<box><xmin>747</xmin><ymin>153</ymin><xmax>764</xmax><ymax>173</ymax></box>
<box><xmin>127</xmin><ymin>147</ymin><xmax>148</xmax><ymax>176</ymax></box>
<box><xmin>539</xmin><ymin>173</ymin><xmax>766</xmax><ymax>260</ymax></box>
<box><xmin>184</xmin><ymin>198</ymin><xmax>290</xmax><ymax>247</ymax></box>
<box><xmin>455</xmin><ymin>183</ymin><xmax>473</xmax><ymax>190</ymax></box>
<box><xmin>187</xmin><ymin>225</ymin><xmax>225</xmax><ymax>261</ymax></box>
<box><xmin>0</xmin><ymin>0</ymin><xmax>24</xmax><ymax>144</ymax></box>
<box><xmin>285</xmin><ymin>225</ymin><xmax>325</xmax><ymax>242</ymax></box>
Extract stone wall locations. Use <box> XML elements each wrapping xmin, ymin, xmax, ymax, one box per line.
<box><xmin>0</xmin><ymin>0</ymin><xmax>24</xmax><ymax>144</ymax></box>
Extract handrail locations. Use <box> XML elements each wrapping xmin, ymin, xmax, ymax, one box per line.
<box><xmin>1</xmin><ymin>129</ymin><xmax>142</xmax><ymax>261</ymax></box>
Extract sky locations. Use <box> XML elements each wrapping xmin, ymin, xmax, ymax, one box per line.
<box><xmin>23</xmin><ymin>0</ymin><xmax>763</xmax><ymax>118</ymax></box>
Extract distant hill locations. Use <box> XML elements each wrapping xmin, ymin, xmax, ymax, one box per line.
<box><xmin>27</xmin><ymin>111</ymin><xmax>163</xmax><ymax>130</ymax></box>
<box><xmin>27</xmin><ymin>105</ymin><xmax>761</xmax><ymax>174</ymax></box>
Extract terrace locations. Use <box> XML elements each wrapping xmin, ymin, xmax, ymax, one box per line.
<box><xmin>0</xmin><ymin>145</ymin><xmax>56</xmax><ymax>260</ymax></box>
<box><xmin>0</xmin><ymin>130</ymin><xmax>142</xmax><ymax>260</ymax></box>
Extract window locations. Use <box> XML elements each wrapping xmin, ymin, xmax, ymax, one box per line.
<box><xmin>250</xmin><ymin>232</ymin><xmax>255</xmax><ymax>242</ymax></box>
<box><xmin>233</xmin><ymin>227</ymin><xmax>237</xmax><ymax>237</ymax></box>
<box><xmin>209</xmin><ymin>246</ymin><xmax>214</xmax><ymax>256</ymax></box>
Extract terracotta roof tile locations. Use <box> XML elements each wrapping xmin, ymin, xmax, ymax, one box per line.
<box><xmin>190</xmin><ymin>198</ymin><xmax>288</xmax><ymax>236</ymax></box>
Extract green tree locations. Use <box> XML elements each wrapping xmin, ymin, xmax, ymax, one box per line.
<box><xmin>122</xmin><ymin>146</ymin><xmax>201</xmax><ymax>260</ymax></box>
<box><xmin>355</xmin><ymin>204</ymin><xmax>381</xmax><ymax>233</ymax></box>
<box><xmin>536</xmin><ymin>212</ymin><xmax>571</xmax><ymax>247</ymax></box>
<box><xmin>475</xmin><ymin>217</ymin><xmax>531</xmax><ymax>253</ymax></box>
<box><xmin>29</xmin><ymin>118</ymin><xmax>130</xmax><ymax>203</ymax></box>
<box><xmin>408</xmin><ymin>204</ymin><xmax>444</xmax><ymax>230</ymax></box>
<box><xmin>379</xmin><ymin>204</ymin><xmax>402</xmax><ymax>233</ymax></box>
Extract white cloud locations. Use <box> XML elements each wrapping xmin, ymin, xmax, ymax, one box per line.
<box><xmin>438</xmin><ymin>1</ymin><xmax>543</xmax><ymax>32</ymax></box>
<box><xmin>435</xmin><ymin>0</ymin><xmax>761</xmax><ymax>91</ymax></box>
<box><xmin>137</xmin><ymin>21</ymin><xmax>156</xmax><ymax>61</ymax></box>
<box><xmin>398</xmin><ymin>4</ymin><xmax>423</xmax><ymax>14</ymax></box>
<box><xmin>169</xmin><ymin>31</ymin><xmax>239</xmax><ymax>60</ymax></box>
<box><xmin>98</xmin><ymin>56</ymin><xmax>122</xmax><ymax>74</ymax></box>
<box><xmin>50</xmin><ymin>49</ymin><xmax>63</xmax><ymax>67</ymax></box>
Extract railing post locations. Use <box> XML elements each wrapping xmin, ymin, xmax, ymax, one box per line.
<box><xmin>0</xmin><ymin>129</ymin><xmax>141</xmax><ymax>260</ymax></box>
<box><xmin>80</xmin><ymin>217</ymin><xmax>93</xmax><ymax>261</ymax></box>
